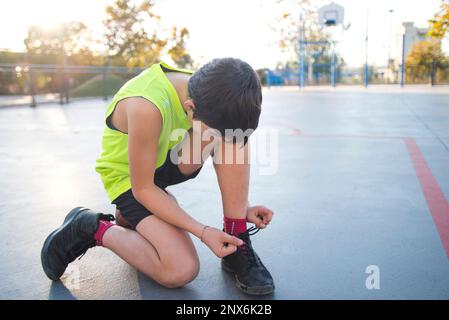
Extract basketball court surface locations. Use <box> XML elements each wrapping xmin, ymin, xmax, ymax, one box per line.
<box><xmin>0</xmin><ymin>85</ymin><xmax>448</xmax><ymax>299</ymax></box>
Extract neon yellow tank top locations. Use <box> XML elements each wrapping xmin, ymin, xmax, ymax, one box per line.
<box><xmin>95</xmin><ymin>61</ymin><xmax>193</xmax><ymax>201</ymax></box>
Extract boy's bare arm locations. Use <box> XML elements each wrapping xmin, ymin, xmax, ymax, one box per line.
<box><xmin>126</xmin><ymin>98</ymin><xmax>205</xmax><ymax>239</ymax></box>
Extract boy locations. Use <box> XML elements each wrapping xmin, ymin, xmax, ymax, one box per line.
<box><xmin>41</xmin><ymin>58</ymin><xmax>275</xmax><ymax>295</ymax></box>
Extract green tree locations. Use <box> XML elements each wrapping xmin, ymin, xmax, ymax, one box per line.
<box><xmin>0</xmin><ymin>50</ymin><xmax>25</xmax><ymax>64</ymax></box>
<box><xmin>21</xmin><ymin>23</ymin><xmax>102</xmax><ymax>95</ymax></box>
<box><xmin>103</xmin><ymin>0</ymin><xmax>166</xmax><ymax>67</ymax></box>
<box><xmin>405</xmin><ymin>40</ymin><xmax>448</xmax><ymax>83</ymax></box>
<box><xmin>429</xmin><ymin>0</ymin><xmax>449</xmax><ymax>38</ymax></box>
<box><xmin>0</xmin><ymin>51</ymin><xmax>26</xmax><ymax>94</ymax></box>
<box><xmin>167</xmin><ymin>27</ymin><xmax>194</xmax><ymax>69</ymax></box>
<box><xmin>24</xmin><ymin>22</ymin><xmax>100</xmax><ymax>65</ymax></box>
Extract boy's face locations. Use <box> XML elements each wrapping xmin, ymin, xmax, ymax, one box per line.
<box><xmin>191</xmin><ymin>119</ymin><xmax>223</xmax><ymax>143</ymax></box>
<box><xmin>183</xmin><ymin>98</ymin><xmax>234</xmax><ymax>146</ymax></box>
<box><xmin>184</xmin><ymin>98</ymin><xmax>216</xmax><ymax>139</ymax></box>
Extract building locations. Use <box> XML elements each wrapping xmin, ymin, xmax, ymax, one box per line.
<box><xmin>381</xmin><ymin>22</ymin><xmax>440</xmax><ymax>83</ymax></box>
<box><xmin>402</xmin><ymin>22</ymin><xmax>437</xmax><ymax>57</ymax></box>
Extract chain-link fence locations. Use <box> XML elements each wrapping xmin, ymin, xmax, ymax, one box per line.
<box><xmin>2</xmin><ymin>60</ymin><xmax>448</xmax><ymax>108</ymax></box>
<box><xmin>0</xmin><ymin>64</ymin><xmax>145</xmax><ymax>107</ymax></box>
<box><xmin>265</xmin><ymin>62</ymin><xmax>449</xmax><ymax>87</ymax></box>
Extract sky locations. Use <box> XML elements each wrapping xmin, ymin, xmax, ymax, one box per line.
<box><xmin>0</xmin><ymin>0</ymin><xmax>446</xmax><ymax>69</ymax></box>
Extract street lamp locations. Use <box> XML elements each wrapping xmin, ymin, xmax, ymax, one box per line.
<box><xmin>387</xmin><ymin>9</ymin><xmax>394</xmax><ymax>75</ymax></box>
<box><xmin>364</xmin><ymin>9</ymin><xmax>369</xmax><ymax>87</ymax></box>
<box><xmin>59</xmin><ymin>23</ymin><xmax>67</xmax><ymax>105</ymax></box>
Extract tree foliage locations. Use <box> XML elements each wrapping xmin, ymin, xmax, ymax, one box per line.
<box><xmin>167</xmin><ymin>27</ymin><xmax>194</xmax><ymax>69</ymax></box>
<box><xmin>406</xmin><ymin>40</ymin><xmax>447</xmax><ymax>66</ymax></box>
<box><xmin>103</xmin><ymin>0</ymin><xmax>167</xmax><ymax>67</ymax></box>
<box><xmin>429</xmin><ymin>0</ymin><xmax>449</xmax><ymax>38</ymax></box>
<box><xmin>24</xmin><ymin>22</ymin><xmax>100</xmax><ymax>65</ymax></box>
<box><xmin>406</xmin><ymin>40</ymin><xmax>448</xmax><ymax>82</ymax></box>
<box><xmin>20</xmin><ymin>0</ymin><xmax>194</xmax><ymax>68</ymax></box>
<box><xmin>5</xmin><ymin>1</ymin><xmax>195</xmax><ymax>95</ymax></box>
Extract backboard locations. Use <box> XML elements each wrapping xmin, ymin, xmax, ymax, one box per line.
<box><xmin>318</xmin><ymin>2</ymin><xmax>345</xmax><ymax>27</ymax></box>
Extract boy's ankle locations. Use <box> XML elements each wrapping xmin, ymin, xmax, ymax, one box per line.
<box><xmin>223</xmin><ymin>217</ymin><xmax>247</xmax><ymax>236</ymax></box>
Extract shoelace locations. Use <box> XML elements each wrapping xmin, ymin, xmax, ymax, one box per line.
<box><xmin>239</xmin><ymin>226</ymin><xmax>261</xmax><ymax>266</ymax></box>
<box><xmin>100</xmin><ymin>214</ymin><xmax>116</xmax><ymax>222</ymax></box>
<box><xmin>77</xmin><ymin>239</ymin><xmax>97</xmax><ymax>260</ymax></box>
<box><xmin>245</xmin><ymin>226</ymin><xmax>261</xmax><ymax>236</ymax></box>
<box><xmin>77</xmin><ymin>247</ymin><xmax>91</xmax><ymax>260</ymax></box>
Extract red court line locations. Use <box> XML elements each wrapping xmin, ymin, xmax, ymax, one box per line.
<box><xmin>261</xmin><ymin>122</ymin><xmax>302</xmax><ymax>136</ymax></box>
<box><xmin>300</xmin><ymin>133</ymin><xmax>406</xmax><ymax>140</ymax></box>
<box><xmin>265</xmin><ymin>122</ymin><xmax>449</xmax><ymax>259</ymax></box>
<box><xmin>262</xmin><ymin>122</ymin><xmax>406</xmax><ymax>139</ymax></box>
<box><xmin>404</xmin><ymin>137</ymin><xmax>449</xmax><ymax>260</ymax></box>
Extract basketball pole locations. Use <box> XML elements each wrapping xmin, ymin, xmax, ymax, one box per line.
<box><xmin>331</xmin><ymin>41</ymin><xmax>336</xmax><ymax>87</ymax></box>
<box><xmin>401</xmin><ymin>33</ymin><xmax>406</xmax><ymax>87</ymax></box>
<box><xmin>364</xmin><ymin>9</ymin><xmax>369</xmax><ymax>88</ymax></box>
<box><xmin>298</xmin><ymin>13</ymin><xmax>305</xmax><ymax>88</ymax></box>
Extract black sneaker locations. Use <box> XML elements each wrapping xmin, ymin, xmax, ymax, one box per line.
<box><xmin>41</xmin><ymin>207</ymin><xmax>115</xmax><ymax>281</ymax></box>
<box><xmin>221</xmin><ymin>226</ymin><xmax>275</xmax><ymax>295</ymax></box>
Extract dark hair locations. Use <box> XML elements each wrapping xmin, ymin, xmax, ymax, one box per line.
<box><xmin>188</xmin><ymin>57</ymin><xmax>262</xmax><ymax>144</ymax></box>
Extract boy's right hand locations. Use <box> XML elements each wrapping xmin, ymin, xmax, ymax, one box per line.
<box><xmin>201</xmin><ymin>227</ymin><xmax>244</xmax><ymax>258</ymax></box>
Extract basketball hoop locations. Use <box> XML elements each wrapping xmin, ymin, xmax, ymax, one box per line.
<box><xmin>318</xmin><ymin>2</ymin><xmax>345</xmax><ymax>27</ymax></box>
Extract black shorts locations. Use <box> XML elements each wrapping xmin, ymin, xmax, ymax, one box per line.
<box><xmin>112</xmin><ymin>150</ymin><xmax>202</xmax><ymax>229</ymax></box>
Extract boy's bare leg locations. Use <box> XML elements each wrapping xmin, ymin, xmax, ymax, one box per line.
<box><xmin>103</xmin><ymin>215</ymin><xmax>199</xmax><ymax>289</ymax></box>
<box><xmin>103</xmin><ymin>189</ymin><xmax>199</xmax><ymax>288</ymax></box>
<box><xmin>41</xmin><ymin>205</ymin><xmax>198</xmax><ymax>289</ymax></box>
<box><xmin>102</xmin><ymin>225</ymin><xmax>163</xmax><ymax>280</ymax></box>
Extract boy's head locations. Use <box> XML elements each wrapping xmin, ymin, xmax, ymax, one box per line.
<box><xmin>186</xmin><ymin>58</ymin><xmax>262</xmax><ymax>144</ymax></box>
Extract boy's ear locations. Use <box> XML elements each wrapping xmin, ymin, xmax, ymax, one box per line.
<box><xmin>183</xmin><ymin>99</ymin><xmax>196</xmax><ymax>112</ymax></box>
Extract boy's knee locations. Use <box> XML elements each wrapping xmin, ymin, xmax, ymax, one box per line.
<box><xmin>159</xmin><ymin>259</ymin><xmax>200</xmax><ymax>289</ymax></box>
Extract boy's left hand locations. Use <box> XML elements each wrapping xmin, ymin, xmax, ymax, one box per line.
<box><xmin>246</xmin><ymin>206</ymin><xmax>274</xmax><ymax>229</ymax></box>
